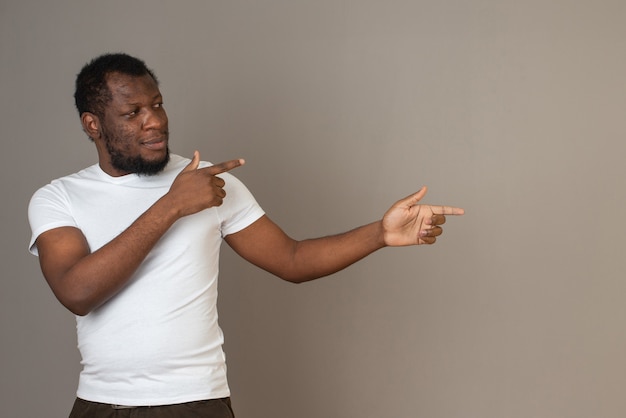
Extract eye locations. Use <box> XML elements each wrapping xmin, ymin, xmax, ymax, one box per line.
<box><xmin>153</xmin><ymin>102</ymin><xmax>164</xmax><ymax>109</ymax></box>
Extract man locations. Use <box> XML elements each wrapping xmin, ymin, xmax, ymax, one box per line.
<box><xmin>28</xmin><ymin>53</ymin><xmax>464</xmax><ymax>417</ymax></box>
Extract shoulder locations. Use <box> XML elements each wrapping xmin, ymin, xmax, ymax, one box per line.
<box><xmin>29</xmin><ymin>165</ymin><xmax>98</xmax><ymax>203</ymax></box>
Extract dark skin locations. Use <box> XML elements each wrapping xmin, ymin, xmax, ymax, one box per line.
<box><xmin>35</xmin><ymin>72</ymin><xmax>464</xmax><ymax>316</ymax></box>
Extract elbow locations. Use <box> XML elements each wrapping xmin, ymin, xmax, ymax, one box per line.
<box><xmin>55</xmin><ymin>291</ymin><xmax>97</xmax><ymax>316</ymax></box>
<box><xmin>44</xmin><ymin>274</ymin><xmax>98</xmax><ymax>316</ymax></box>
<box><xmin>61</xmin><ymin>299</ymin><xmax>94</xmax><ymax>316</ymax></box>
<box><xmin>66</xmin><ymin>304</ymin><xmax>92</xmax><ymax>317</ymax></box>
<box><xmin>271</xmin><ymin>269</ymin><xmax>304</xmax><ymax>283</ymax></box>
<box><xmin>279</xmin><ymin>275</ymin><xmax>306</xmax><ymax>284</ymax></box>
<box><xmin>275</xmin><ymin>270</ymin><xmax>327</xmax><ymax>284</ymax></box>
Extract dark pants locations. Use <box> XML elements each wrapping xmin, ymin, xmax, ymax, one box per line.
<box><xmin>69</xmin><ymin>397</ymin><xmax>235</xmax><ymax>418</ymax></box>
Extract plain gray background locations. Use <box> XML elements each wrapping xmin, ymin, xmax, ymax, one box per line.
<box><xmin>1</xmin><ymin>1</ymin><xmax>625</xmax><ymax>417</ymax></box>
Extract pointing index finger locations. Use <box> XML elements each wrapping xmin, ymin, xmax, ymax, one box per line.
<box><xmin>202</xmin><ymin>159</ymin><xmax>246</xmax><ymax>175</ymax></box>
<box><xmin>431</xmin><ymin>205</ymin><xmax>465</xmax><ymax>216</ymax></box>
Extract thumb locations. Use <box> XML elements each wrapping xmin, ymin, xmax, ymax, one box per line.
<box><xmin>182</xmin><ymin>151</ymin><xmax>200</xmax><ymax>172</ymax></box>
<box><xmin>402</xmin><ymin>186</ymin><xmax>428</xmax><ymax>207</ymax></box>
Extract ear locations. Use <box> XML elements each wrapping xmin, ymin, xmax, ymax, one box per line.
<box><xmin>80</xmin><ymin>112</ymin><xmax>101</xmax><ymax>140</ymax></box>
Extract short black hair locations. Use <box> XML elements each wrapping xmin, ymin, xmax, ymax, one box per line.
<box><xmin>74</xmin><ymin>53</ymin><xmax>158</xmax><ymax>119</ymax></box>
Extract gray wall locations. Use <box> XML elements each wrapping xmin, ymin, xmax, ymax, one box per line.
<box><xmin>2</xmin><ymin>1</ymin><xmax>625</xmax><ymax>417</ymax></box>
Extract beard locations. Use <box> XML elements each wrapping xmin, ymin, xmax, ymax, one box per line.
<box><xmin>102</xmin><ymin>127</ymin><xmax>170</xmax><ymax>176</ymax></box>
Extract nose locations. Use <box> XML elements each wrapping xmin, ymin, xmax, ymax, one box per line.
<box><xmin>143</xmin><ymin>107</ymin><xmax>167</xmax><ymax>130</ymax></box>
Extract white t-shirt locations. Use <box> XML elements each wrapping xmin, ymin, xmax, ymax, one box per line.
<box><xmin>28</xmin><ymin>154</ymin><xmax>264</xmax><ymax>406</ymax></box>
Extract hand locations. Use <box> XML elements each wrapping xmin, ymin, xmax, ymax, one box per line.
<box><xmin>382</xmin><ymin>186</ymin><xmax>464</xmax><ymax>246</ymax></box>
<box><xmin>167</xmin><ymin>151</ymin><xmax>244</xmax><ymax>217</ymax></box>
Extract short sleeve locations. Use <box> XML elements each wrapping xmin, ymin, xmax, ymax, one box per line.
<box><xmin>28</xmin><ymin>183</ymin><xmax>77</xmax><ymax>256</ymax></box>
<box><xmin>215</xmin><ymin>172</ymin><xmax>265</xmax><ymax>237</ymax></box>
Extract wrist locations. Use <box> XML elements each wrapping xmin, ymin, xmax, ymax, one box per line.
<box><xmin>152</xmin><ymin>194</ymin><xmax>184</xmax><ymax>224</ymax></box>
<box><xmin>373</xmin><ymin>220</ymin><xmax>388</xmax><ymax>248</ymax></box>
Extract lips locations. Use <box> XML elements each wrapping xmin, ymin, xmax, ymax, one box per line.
<box><xmin>141</xmin><ymin>137</ymin><xmax>167</xmax><ymax>150</ymax></box>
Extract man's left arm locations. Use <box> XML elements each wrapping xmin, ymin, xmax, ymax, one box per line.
<box><xmin>225</xmin><ymin>186</ymin><xmax>464</xmax><ymax>283</ymax></box>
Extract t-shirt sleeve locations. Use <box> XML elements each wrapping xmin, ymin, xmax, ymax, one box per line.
<box><xmin>28</xmin><ymin>183</ymin><xmax>77</xmax><ymax>256</ymax></box>
<box><xmin>216</xmin><ymin>172</ymin><xmax>265</xmax><ymax>237</ymax></box>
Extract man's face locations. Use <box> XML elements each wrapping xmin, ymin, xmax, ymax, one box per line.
<box><xmin>98</xmin><ymin>72</ymin><xmax>170</xmax><ymax>176</ymax></box>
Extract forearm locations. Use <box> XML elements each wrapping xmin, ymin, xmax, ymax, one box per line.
<box><xmin>42</xmin><ymin>195</ymin><xmax>180</xmax><ymax>315</ymax></box>
<box><xmin>280</xmin><ymin>221</ymin><xmax>387</xmax><ymax>283</ymax></box>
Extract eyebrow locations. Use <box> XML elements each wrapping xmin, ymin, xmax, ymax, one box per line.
<box><xmin>124</xmin><ymin>93</ymin><xmax>163</xmax><ymax>107</ymax></box>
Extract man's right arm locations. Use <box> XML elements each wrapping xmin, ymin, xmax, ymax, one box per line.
<box><xmin>35</xmin><ymin>152</ymin><xmax>243</xmax><ymax>316</ymax></box>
